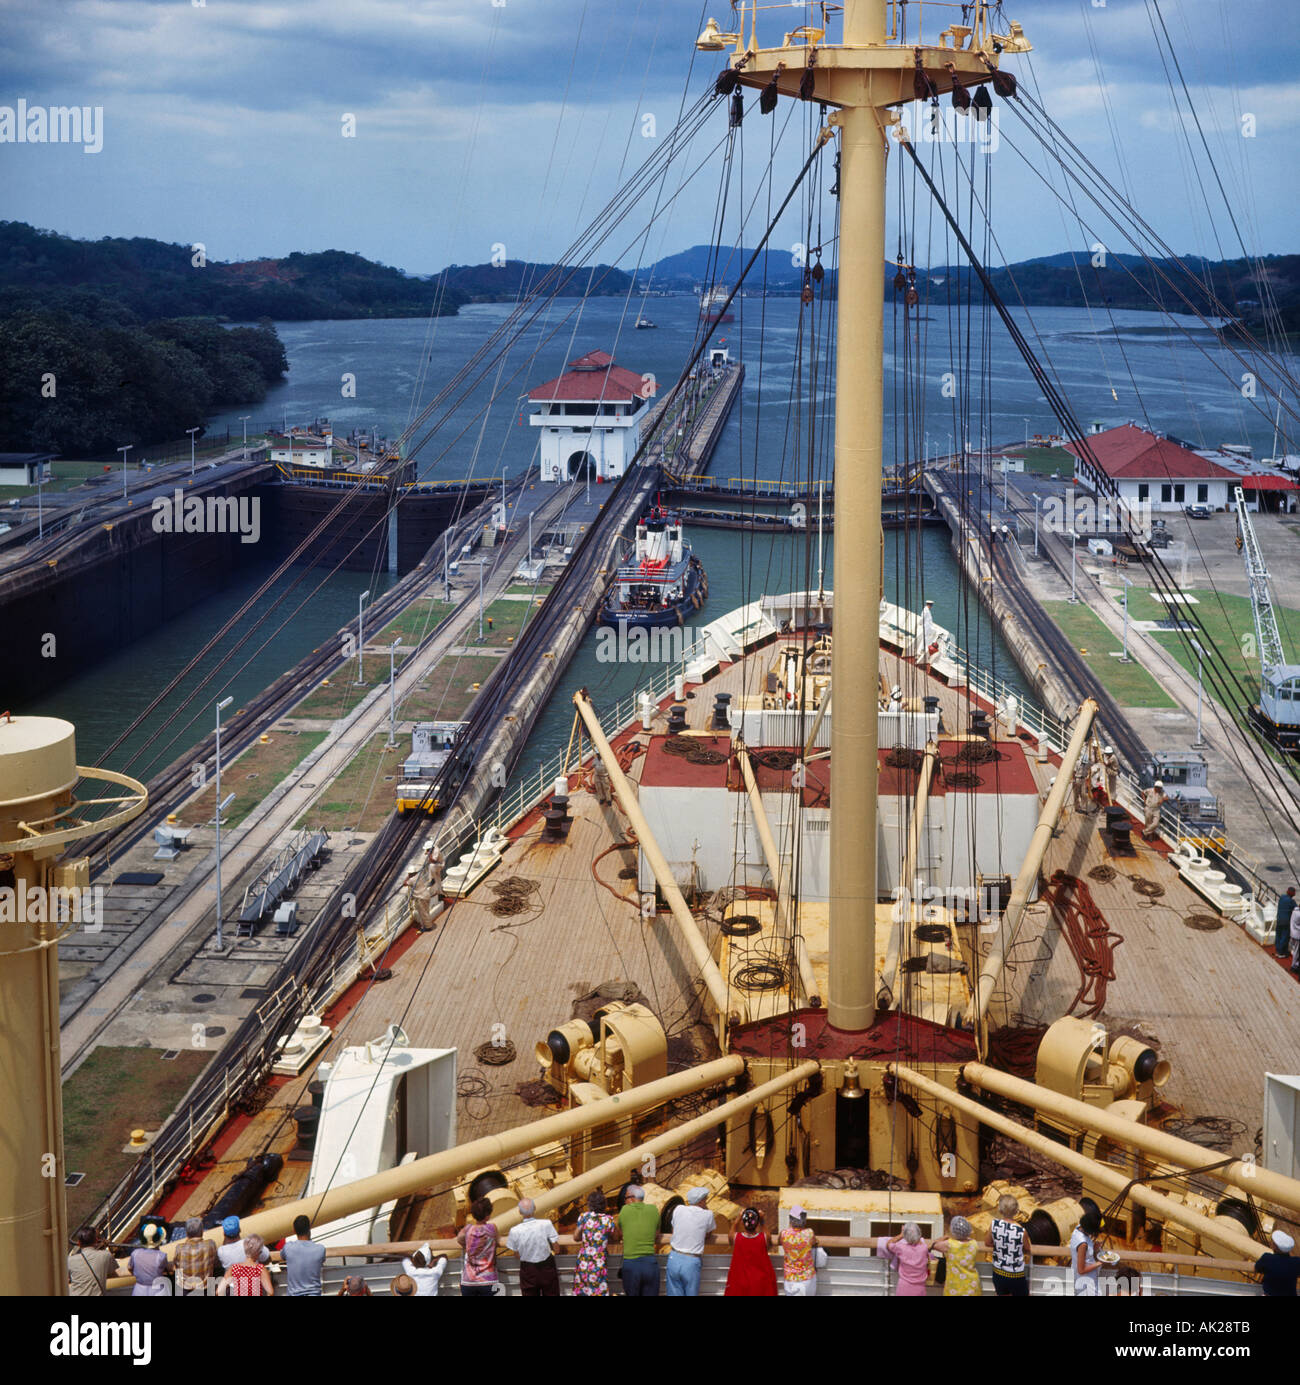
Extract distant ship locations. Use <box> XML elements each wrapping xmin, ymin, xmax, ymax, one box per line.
<box><xmin>635</xmin><ymin>316</ymin><xmax>657</xmax><ymax>329</ymax></box>
<box><xmin>699</xmin><ymin>286</ymin><xmax>734</xmax><ymax>323</ymax></box>
<box><xmin>600</xmin><ymin>505</ymin><xmax>707</xmax><ymax>628</ymax></box>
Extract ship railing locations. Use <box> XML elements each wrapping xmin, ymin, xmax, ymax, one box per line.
<box><xmin>88</xmin><ymin>890</ymin><xmax>418</xmax><ymax>1244</ymax></box>
<box><xmin>943</xmin><ymin>636</ymin><xmax>1280</xmax><ymax>913</ymax></box>
<box><xmin>90</xmin><ymin>977</ymin><xmax>303</xmax><ymax>1244</ymax></box>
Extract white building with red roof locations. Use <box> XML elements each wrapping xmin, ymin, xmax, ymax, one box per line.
<box><xmin>528</xmin><ymin>349</ymin><xmax>654</xmax><ymax>483</ymax></box>
<box><xmin>1067</xmin><ymin>422</ymin><xmax>1298</xmax><ymax>513</ymax></box>
<box><xmin>1065</xmin><ymin>423</ymin><xmax>1239</xmax><ymax>513</ymax></box>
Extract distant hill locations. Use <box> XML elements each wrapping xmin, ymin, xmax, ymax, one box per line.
<box><xmin>641</xmin><ymin>241</ymin><xmax>1300</xmax><ymax>335</ymax></box>
<box><xmin>638</xmin><ymin>243</ymin><xmax>807</xmax><ymax>290</ymax></box>
<box><xmin>919</xmin><ymin>250</ymin><xmax>1300</xmax><ymax>337</ymax></box>
<box><xmin>0</xmin><ymin>222</ymin><xmax>468</xmax><ymax>321</ymax></box>
<box><xmin>435</xmin><ymin>259</ymin><xmax>633</xmax><ymax>303</ymax></box>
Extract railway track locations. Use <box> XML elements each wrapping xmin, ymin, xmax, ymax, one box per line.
<box><xmin>79</xmin><ymin>486</ymin><xmax>506</xmax><ymax>877</ymax></box>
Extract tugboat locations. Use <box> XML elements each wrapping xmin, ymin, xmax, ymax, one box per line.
<box><xmin>600</xmin><ymin>505</ymin><xmax>707</xmax><ymax>628</ymax></box>
<box><xmin>635</xmin><ymin>315</ymin><xmax>657</xmax><ymax>329</ymax></box>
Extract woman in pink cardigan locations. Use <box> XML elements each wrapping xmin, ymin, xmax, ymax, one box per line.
<box><xmin>886</xmin><ymin>1223</ymin><xmax>934</xmax><ymax>1296</ymax></box>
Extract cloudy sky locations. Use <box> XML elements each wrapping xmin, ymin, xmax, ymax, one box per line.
<box><xmin>1</xmin><ymin>0</ymin><xmax>1295</xmax><ymax>275</ymax></box>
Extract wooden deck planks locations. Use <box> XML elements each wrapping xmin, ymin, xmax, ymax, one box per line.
<box><xmin>320</xmin><ymin>787</ymin><xmax>711</xmax><ymax>1148</ymax></box>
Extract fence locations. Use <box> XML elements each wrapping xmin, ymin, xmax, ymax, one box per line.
<box><xmin>91</xmin><ymin>885</ymin><xmax>415</xmax><ymax>1242</ymax></box>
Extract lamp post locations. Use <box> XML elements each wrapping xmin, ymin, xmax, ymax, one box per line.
<box><xmin>356</xmin><ymin>590</ymin><xmax>371</xmax><ymax>683</ymax></box>
<box><xmin>36</xmin><ymin>458</ymin><xmax>44</xmax><ymax>539</ymax></box>
<box><xmin>1068</xmin><ymin>530</ymin><xmax>1079</xmax><ymax>603</ymax></box>
<box><xmin>117</xmin><ymin>443</ymin><xmax>132</xmax><ymax>501</ymax></box>
<box><xmin>1120</xmin><ymin>576</ymin><xmax>1133</xmax><ymax>662</ymax></box>
<box><xmin>239</xmin><ymin>415</ymin><xmax>251</xmax><ymax>461</ymax></box>
<box><xmin>214</xmin><ymin>695</ymin><xmax>233</xmax><ymax>950</ymax></box>
<box><xmin>1191</xmin><ymin>639</ymin><xmax>1205</xmax><ymax>748</ymax></box>
<box><xmin>1024</xmin><ymin>417</ymin><xmax>1029</xmax><ymax>448</ymax></box>
<box><xmin>385</xmin><ymin>637</ymin><xmax>401</xmax><ymax>749</ymax></box>
<box><xmin>1033</xmin><ymin>493</ymin><xmax>1041</xmax><ymax>558</ymax></box>
<box><xmin>476</xmin><ymin>559</ymin><xmax>486</xmax><ymax>642</ymax></box>
<box><xmin>186</xmin><ymin>426</ymin><xmax>200</xmax><ymax>479</ymax></box>
<box><xmin>443</xmin><ymin>530</ymin><xmax>450</xmax><ymax>598</ymax></box>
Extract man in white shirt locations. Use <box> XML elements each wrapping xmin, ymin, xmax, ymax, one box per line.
<box><xmin>506</xmin><ymin>1198</ymin><xmax>560</xmax><ymax>1296</ymax></box>
<box><xmin>216</xmin><ymin>1216</ymin><xmax>271</xmax><ymax>1271</ymax></box>
<box><xmin>402</xmin><ymin>1242</ymin><xmax>449</xmax><ymax>1296</ymax></box>
<box><xmin>665</xmin><ymin>1186</ymin><xmax>715</xmax><ymax>1296</ymax></box>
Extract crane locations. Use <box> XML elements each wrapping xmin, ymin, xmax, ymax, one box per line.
<box><xmin>1234</xmin><ymin>485</ymin><xmax>1300</xmax><ymax>750</ymax></box>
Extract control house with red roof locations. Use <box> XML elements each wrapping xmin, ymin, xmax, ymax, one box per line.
<box><xmin>528</xmin><ymin>349</ymin><xmax>655</xmax><ymax>484</ymax></box>
<box><xmin>1067</xmin><ymin>422</ymin><xmax>1298</xmax><ymax>514</ymax></box>
<box><xmin>1065</xmin><ymin>423</ymin><xmax>1240</xmax><ymax>513</ymax></box>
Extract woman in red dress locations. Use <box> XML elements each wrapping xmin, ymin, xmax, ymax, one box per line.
<box><xmin>219</xmin><ymin>1235</ymin><xmax>274</xmax><ymax>1297</ymax></box>
<box><xmin>724</xmin><ymin>1208</ymin><xmax>777</xmax><ymax>1296</ymax></box>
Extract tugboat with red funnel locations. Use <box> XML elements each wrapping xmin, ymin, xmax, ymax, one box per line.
<box><xmin>600</xmin><ymin>505</ymin><xmax>707</xmax><ymax>629</ymax></box>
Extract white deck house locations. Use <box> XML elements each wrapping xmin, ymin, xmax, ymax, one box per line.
<box><xmin>528</xmin><ymin>349</ymin><xmax>653</xmax><ymax>483</ymax></box>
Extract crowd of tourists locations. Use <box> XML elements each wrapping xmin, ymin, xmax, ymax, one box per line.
<box><xmin>70</xmin><ymin>1188</ymin><xmax>1295</xmax><ymax>1297</ymax></box>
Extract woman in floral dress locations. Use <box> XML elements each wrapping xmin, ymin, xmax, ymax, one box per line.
<box><xmin>573</xmin><ymin>1190</ymin><xmax>620</xmax><ymax>1296</ymax></box>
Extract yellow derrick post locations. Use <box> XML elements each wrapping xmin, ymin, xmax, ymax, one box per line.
<box><xmin>493</xmin><ymin>1060</ymin><xmax>822</xmax><ymax>1234</ymax></box>
<box><xmin>736</xmin><ymin>745</ymin><xmax>820</xmax><ymax>1007</ymax></box>
<box><xmin>892</xmin><ymin>1063</ymin><xmax>1265</xmax><ymax>1262</ymax></box>
<box><xmin>965</xmin><ymin>1062</ymin><xmax>1300</xmax><ymax>1217</ymax></box>
<box><xmin>230</xmin><ymin>1055</ymin><xmax>747</xmax><ymax>1253</ymax></box>
<box><xmin>573</xmin><ymin>689</ymin><xmax>734</xmax><ymax>1021</ymax></box>
<box><xmin>974</xmin><ymin>698</ymin><xmax>1097</xmax><ymax>1044</ymax></box>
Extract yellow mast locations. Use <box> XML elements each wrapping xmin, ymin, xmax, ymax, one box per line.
<box><xmin>0</xmin><ymin>717</ymin><xmax>145</xmax><ymax>1295</ymax></box>
<box><xmin>700</xmin><ymin>1</ymin><xmax>1029</xmax><ymax>1031</ymax></box>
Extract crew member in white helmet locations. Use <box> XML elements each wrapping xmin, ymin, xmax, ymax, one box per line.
<box><xmin>1142</xmin><ymin>780</ymin><xmax>1166</xmax><ymax>840</ymax></box>
<box><xmin>1101</xmin><ymin>745</ymin><xmax>1120</xmax><ymax>805</ymax></box>
<box><xmin>1071</xmin><ymin>755</ymin><xmax>1092</xmax><ymax>815</ymax></box>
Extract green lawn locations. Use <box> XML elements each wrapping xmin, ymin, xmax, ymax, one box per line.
<box><xmin>293</xmin><ymin>653</ymin><xmax>410</xmax><ymax>719</ymax></box>
<box><xmin>469</xmin><ymin>598</ymin><xmax>534</xmax><ymax>645</ymax></box>
<box><xmin>506</xmin><ymin>583</ymin><xmax>552</xmax><ymax>597</ymax></box>
<box><xmin>401</xmin><ymin>653</ymin><xmax>503</xmax><ymax>720</ymax></box>
<box><xmin>1121</xmin><ymin>586</ymin><xmax>1300</xmax><ymax>687</ymax></box>
<box><xmin>62</xmin><ymin>1046</ymin><xmax>210</xmax><ymax>1233</ymax></box>
<box><xmin>175</xmin><ymin>730</ymin><xmax>326</xmax><ymax>829</ymax></box>
<box><xmin>1040</xmin><ymin>601</ymin><xmax>1176</xmax><ymax>707</ymax></box>
<box><xmin>299</xmin><ymin>732</ymin><xmax>406</xmax><ymax>833</ymax></box>
<box><xmin>1013</xmin><ymin>445</ymin><xmax>1074</xmax><ymax>477</ymax></box>
<box><xmin>374</xmin><ymin>597</ymin><xmax>453</xmax><ymax>648</ymax></box>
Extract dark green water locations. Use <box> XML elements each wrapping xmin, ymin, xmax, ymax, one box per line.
<box><xmin>41</xmin><ymin>295</ymin><xmax>1290</xmax><ymax>778</ymax></box>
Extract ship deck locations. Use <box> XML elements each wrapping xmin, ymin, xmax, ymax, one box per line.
<box><xmin>171</xmin><ymin>635</ymin><xmax>1300</xmax><ymax>1229</ymax></box>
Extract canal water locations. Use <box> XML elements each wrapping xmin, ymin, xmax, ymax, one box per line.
<box><xmin>42</xmin><ymin>295</ymin><xmax>1289</xmax><ymax>780</ymax></box>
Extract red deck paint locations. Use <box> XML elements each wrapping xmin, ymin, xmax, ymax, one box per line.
<box><xmin>729</xmin><ymin>1008</ymin><xmax>976</xmax><ymax>1063</ymax></box>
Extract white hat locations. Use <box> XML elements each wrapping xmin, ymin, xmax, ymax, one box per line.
<box><xmin>1154</xmin><ymin>779</ymin><xmax>1164</xmax><ymax>789</ymax></box>
<box><xmin>686</xmin><ymin>1186</ymin><xmax>709</xmax><ymax>1205</ymax></box>
<box><xmin>1273</xmin><ymin>1229</ymin><xmax>1294</xmax><ymax>1252</ymax></box>
<box><xmin>1104</xmin><ymin>745</ymin><xmax>1114</xmax><ymax>755</ymax></box>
